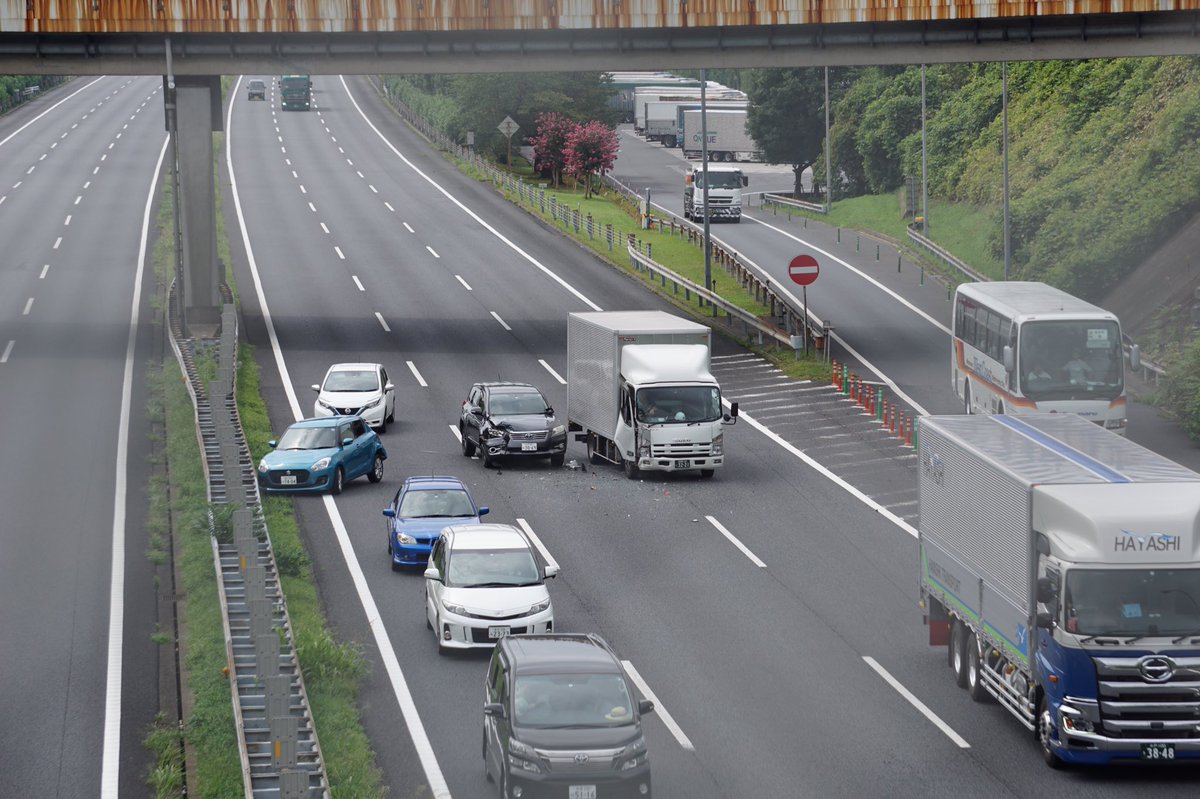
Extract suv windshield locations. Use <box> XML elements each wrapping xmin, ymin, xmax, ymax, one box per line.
<box><xmin>513</xmin><ymin>674</ymin><xmax>635</xmax><ymax>728</ymax></box>
<box><xmin>490</xmin><ymin>391</ymin><xmax>548</xmax><ymax>416</ymax></box>
<box><xmin>277</xmin><ymin>426</ymin><xmax>338</xmax><ymax>450</ymax></box>
<box><xmin>399</xmin><ymin>489</ymin><xmax>475</xmax><ymax>518</ymax></box>
<box><xmin>447</xmin><ymin>548</ymin><xmax>539</xmax><ymax>587</ymax></box>
<box><xmin>324</xmin><ymin>370</ymin><xmax>378</xmax><ymax>392</ymax></box>
<box><xmin>1063</xmin><ymin>568</ymin><xmax>1200</xmax><ymax>637</ymax></box>
<box><xmin>636</xmin><ymin>386</ymin><xmax>722</xmax><ymax>423</ymax></box>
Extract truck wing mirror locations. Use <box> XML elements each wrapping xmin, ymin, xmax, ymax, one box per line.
<box><xmin>1129</xmin><ymin>344</ymin><xmax>1141</xmax><ymax>372</ymax></box>
<box><xmin>741</xmin><ymin>176</ymin><xmax>749</xmax><ymax>187</ymax></box>
<box><xmin>1035</xmin><ymin>611</ymin><xmax>1056</xmax><ymax>630</ymax></box>
<box><xmin>1036</xmin><ymin>576</ymin><xmax>1058</xmax><ymax>604</ymax></box>
<box><xmin>724</xmin><ymin>402</ymin><xmax>739</xmax><ymax>423</ymax></box>
<box><xmin>1002</xmin><ymin>345</ymin><xmax>1014</xmax><ymax>373</ymax></box>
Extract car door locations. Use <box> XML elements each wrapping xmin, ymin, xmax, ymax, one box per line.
<box><xmin>426</xmin><ymin>536</ymin><xmax>446</xmax><ymax>629</ymax></box>
<box><xmin>349</xmin><ymin>418</ymin><xmax>372</xmax><ymax>476</ymax></box>
<box><xmin>484</xmin><ymin>652</ymin><xmax>510</xmax><ymax>781</ymax></box>
<box><xmin>380</xmin><ymin>366</ymin><xmax>395</xmax><ymax>420</ymax></box>
<box><xmin>336</xmin><ymin>422</ymin><xmax>359</xmax><ymax>477</ymax></box>
<box><xmin>464</xmin><ymin>386</ymin><xmax>485</xmax><ymax>446</ymax></box>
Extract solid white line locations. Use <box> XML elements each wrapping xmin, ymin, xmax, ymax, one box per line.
<box><xmin>39</xmin><ymin>264</ymin><xmax>49</xmax><ymax>279</ymax></box>
<box><xmin>620</xmin><ymin>661</ymin><xmax>695</xmax><ymax>751</ymax></box>
<box><xmin>352</xmin><ymin>275</ymin><xmax>365</xmax><ymax>292</ymax></box>
<box><xmin>22</xmin><ymin>298</ymin><xmax>33</xmax><ymax>315</ymax></box>
<box><xmin>455</xmin><ymin>274</ymin><xmax>472</xmax><ymax>291</ymax></box>
<box><xmin>862</xmin><ymin>657</ymin><xmax>970</xmax><ymax>749</ymax></box>
<box><xmin>490</xmin><ymin>311</ymin><xmax>511</xmax><ymax>331</ymax></box>
<box><xmin>538</xmin><ymin>359</ymin><xmax>566</xmax><ymax>385</ymax></box>
<box><xmin>406</xmin><ymin>360</ymin><xmax>428</xmax><ymax>387</ymax></box>
<box><xmin>0</xmin><ymin>340</ymin><xmax>12</xmax><ymax>363</ymax></box>
<box><xmin>736</xmin><ymin>406</ymin><xmax>918</xmax><ymax>538</ymax></box>
<box><xmin>375</xmin><ymin>312</ymin><xmax>391</xmax><ymax>332</ymax></box>
<box><xmin>515</xmin><ymin>519</ymin><xmax>559</xmax><ymax>572</ymax></box>
<box><xmin>705</xmin><ymin>516</ymin><xmax>766</xmax><ymax>568</ymax></box>
<box><xmin>225</xmin><ymin>78</ymin><xmax>452</xmax><ymax>799</ymax></box>
<box><xmin>341</xmin><ymin>77</ymin><xmax>602</xmax><ymax>312</ymax></box>
<box><xmin>334</xmin><ymin>246</ymin><xmax>345</xmax><ymax>260</ymax></box>
<box><xmin>403</xmin><ymin>222</ymin><xmax>414</xmax><ymax>233</ymax></box>
<box><xmin>426</xmin><ymin>245</ymin><xmax>440</xmax><ymax>258</ymax></box>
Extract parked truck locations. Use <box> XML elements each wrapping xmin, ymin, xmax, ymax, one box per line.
<box><xmin>681</xmin><ymin>108</ymin><xmax>760</xmax><ymax>162</ymax></box>
<box><xmin>567</xmin><ymin>311</ymin><xmax>738</xmax><ymax>479</ymax></box>
<box><xmin>683</xmin><ymin>163</ymin><xmax>748</xmax><ymax>223</ymax></box>
<box><xmin>918</xmin><ymin>413</ymin><xmax>1200</xmax><ymax>766</ymax></box>
<box><xmin>672</xmin><ymin>100</ymin><xmax>747</xmax><ymax>148</ymax></box>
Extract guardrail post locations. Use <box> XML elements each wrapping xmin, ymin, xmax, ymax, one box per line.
<box><xmin>898</xmin><ymin>255</ymin><xmax>902</xmax><ymax>272</ymax></box>
<box><xmin>876</xmin><ymin>244</ymin><xmax>880</xmax><ymax>261</ymax></box>
<box><xmin>837</xmin><ymin>228</ymin><xmax>841</xmax><ymax>244</ymax></box>
<box><xmin>856</xmin><ymin>234</ymin><xmax>860</xmax><ymax>252</ymax></box>
<box><xmin>920</xmin><ymin>266</ymin><xmax>925</xmax><ymax>285</ymax></box>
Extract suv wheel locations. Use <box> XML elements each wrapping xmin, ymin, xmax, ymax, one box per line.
<box><xmin>461</xmin><ymin>426</ymin><xmax>476</xmax><ymax>457</ymax></box>
<box><xmin>367</xmin><ymin>454</ymin><xmax>384</xmax><ymax>483</ymax></box>
<box><xmin>330</xmin><ymin>466</ymin><xmax>344</xmax><ymax>495</ymax></box>
<box><xmin>550</xmin><ymin>452</ymin><xmax>565</xmax><ymax>468</ymax></box>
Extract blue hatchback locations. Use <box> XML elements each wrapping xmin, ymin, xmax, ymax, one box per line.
<box><xmin>257</xmin><ymin>415</ymin><xmax>387</xmax><ymax>495</ymax></box>
<box><xmin>384</xmin><ymin>476</ymin><xmax>488</xmax><ymax>569</ymax></box>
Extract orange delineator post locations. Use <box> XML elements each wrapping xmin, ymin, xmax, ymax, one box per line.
<box><xmin>832</xmin><ymin>360</ymin><xmax>840</xmax><ymax>389</ymax></box>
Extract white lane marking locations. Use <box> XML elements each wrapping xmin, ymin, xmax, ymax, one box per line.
<box><xmin>356</xmin><ymin>170</ymin><xmax>365</xmax><ymax>179</ymax></box>
<box><xmin>93</xmin><ymin>166</ymin><xmax>100</xmax><ymax>174</ymax></box>
<box><xmin>406</xmin><ymin>360</ymin><xmax>428</xmax><ymax>387</ymax></box>
<box><xmin>338</xmin><ymin>146</ymin><xmax>345</xmax><ymax>154</ymax></box>
<box><xmin>39</xmin><ymin>264</ymin><xmax>50</xmax><ymax>279</ymax></box>
<box><xmin>299</xmin><ymin>185</ymin><xmax>307</xmax><ymax>194</ymax></box>
<box><xmin>341</xmin><ymin>77</ymin><xmax>602</xmax><ymax>312</ymax></box>
<box><xmin>285</xmin><ymin>158</ymin><xmax>292</xmax><ymax>166</ymax></box>
<box><xmin>736</xmin><ymin>406</ymin><xmax>918</xmax><ymax>538</ymax></box>
<box><xmin>75</xmin><ymin>195</ymin><xmax>82</xmax><ymax>204</ymax></box>
<box><xmin>292</xmin><ymin>170</ymin><xmax>299</xmax><ymax>179</ymax></box>
<box><xmin>620</xmin><ymin>661</ymin><xmax>695</xmax><ymax>751</ymax></box>
<box><xmin>454</xmin><ymin>275</ymin><xmax>472</xmax><ymax>290</ymax></box>
<box><xmin>83</xmin><ymin>181</ymin><xmax>91</xmax><ymax>189</ymax></box>
<box><xmin>385</xmin><ymin>202</ymin><xmax>395</xmax><ymax>212</ymax></box>
<box><xmin>863</xmin><ymin>657</ymin><xmax>970</xmax><ymax>749</ymax></box>
<box><xmin>51</xmin><ymin>142</ymin><xmax>58</xmax><ymax>149</ymax></box>
<box><xmin>705</xmin><ymin>516</ymin><xmax>766</xmax><ymax>568</ymax></box>
<box><xmin>320</xmin><ymin>222</ymin><xmax>330</xmax><ymax>234</ymax></box>
<box><xmin>64</xmin><ymin>214</ymin><xmax>72</xmax><ymax>226</ymax></box>
<box><xmin>369</xmin><ymin>185</ymin><xmax>378</xmax><ymax>194</ymax></box>
<box><xmin>0</xmin><ymin>340</ymin><xmax>13</xmax><ymax>362</ymax></box>
<box><xmin>490</xmin><ymin>311</ymin><xmax>511</xmax><ymax>331</ymax></box>
<box><xmin>426</xmin><ymin>245</ymin><xmax>439</xmax><ymax>258</ymax></box>
<box><xmin>0</xmin><ymin>196</ymin><xmax>5</xmax><ymax>205</ymax></box>
<box><xmin>449</xmin><ymin>424</ymin><xmax>462</xmax><ymax>442</ymax></box>
<box><xmin>39</xmin><ymin>153</ymin><xmax>47</xmax><ymax>160</ymax></box>
<box><xmin>11</xmin><ymin>181</ymin><xmax>20</xmax><ymax>188</ymax></box>
<box><xmin>334</xmin><ymin>246</ymin><xmax>345</xmax><ymax>260</ymax></box>
<box><xmin>402</xmin><ymin>222</ymin><xmax>414</xmax><ymax>233</ymax></box>
<box><xmin>308</xmin><ymin>202</ymin><xmax>316</xmax><ymax>213</ymax></box>
<box><xmin>538</xmin><ymin>359</ymin><xmax>566</xmax><ymax>385</ymax></box>
<box><xmin>100</xmin><ymin>154</ymin><xmax>107</xmax><ymax>161</ymax></box>
<box><xmin>352</xmin><ymin>275</ymin><xmax>365</xmax><ymax>291</ymax></box>
<box><xmin>26</xmin><ymin>166</ymin><xmax>34</xmax><ymax>174</ymax></box>
<box><xmin>101</xmin><ymin>130</ymin><xmax>168</xmax><ymax>799</ymax></box>
<box><xmin>375</xmin><ymin>312</ymin><xmax>391</xmax><ymax>332</ymax></box>
<box><xmin>22</xmin><ymin>298</ymin><xmax>33</xmax><ymax>315</ymax></box>
<box><xmin>107</xmin><ymin>141</ymin><xmax>114</xmax><ymax>150</ymax></box>
<box><xmin>53</xmin><ymin>237</ymin><xmax>62</xmax><ymax>249</ymax></box>
<box><xmin>226</xmin><ymin>79</ymin><xmax>453</xmax><ymax>799</ymax></box>
<box><xmin>515</xmin><ymin>519</ymin><xmax>560</xmax><ymax>573</ymax></box>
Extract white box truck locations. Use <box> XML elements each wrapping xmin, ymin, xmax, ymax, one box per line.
<box><xmin>683</xmin><ymin>163</ymin><xmax>748</xmax><ymax>223</ymax></box>
<box><xmin>567</xmin><ymin>311</ymin><xmax>738</xmax><ymax>479</ymax></box>
<box><xmin>918</xmin><ymin>413</ymin><xmax>1200</xmax><ymax>767</ymax></box>
<box><xmin>682</xmin><ymin>108</ymin><xmax>760</xmax><ymax>162</ymax></box>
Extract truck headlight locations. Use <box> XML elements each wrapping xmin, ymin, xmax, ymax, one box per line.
<box><xmin>639</xmin><ymin>443</ymin><xmax>650</xmax><ymax>458</ymax></box>
<box><xmin>711</xmin><ymin>433</ymin><xmax>724</xmax><ymax>455</ymax></box>
<box><xmin>311</xmin><ymin>456</ymin><xmax>331</xmax><ymax>471</ymax></box>
<box><xmin>1061</xmin><ymin>713</ymin><xmax>1095</xmax><ymax>733</ymax></box>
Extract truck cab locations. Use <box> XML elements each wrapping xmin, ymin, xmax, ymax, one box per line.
<box><xmin>683</xmin><ymin>164</ymin><xmax>747</xmax><ymax>223</ymax></box>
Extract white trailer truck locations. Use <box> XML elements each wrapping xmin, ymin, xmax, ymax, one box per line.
<box><xmin>681</xmin><ymin>108</ymin><xmax>760</xmax><ymax>162</ymax></box>
<box><xmin>567</xmin><ymin>311</ymin><xmax>738</xmax><ymax>479</ymax></box>
<box><xmin>683</xmin><ymin>163</ymin><xmax>748</xmax><ymax>223</ymax></box>
<box><xmin>918</xmin><ymin>413</ymin><xmax>1200</xmax><ymax>767</ymax></box>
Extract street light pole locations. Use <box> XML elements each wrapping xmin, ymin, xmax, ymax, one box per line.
<box><xmin>921</xmin><ymin>64</ymin><xmax>928</xmax><ymax>237</ymax></box>
<box><xmin>1002</xmin><ymin>61</ymin><xmax>1011</xmax><ymax>281</ymax></box>
<box><xmin>824</xmin><ymin>67</ymin><xmax>831</xmax><ymax>213</ymax></box>
<box><xmin>701</xmin><ymin>68</ymin><xmax>712</xmax><ymax>303</ymax></box>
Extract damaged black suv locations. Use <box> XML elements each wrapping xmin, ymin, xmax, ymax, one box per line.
<box><xmin>459</xmin><ymin>382</ymin><xmax>567</xmax><ymax>468</ymax></box>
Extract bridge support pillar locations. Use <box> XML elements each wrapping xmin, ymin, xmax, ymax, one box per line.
<box><xmin>171</xmin><ymin>76</ymin><xmax>223</xmax><ymax>336</ymax></box>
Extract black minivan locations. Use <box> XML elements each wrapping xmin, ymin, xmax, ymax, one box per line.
<box><xmin>484</xmin><ymin>634</ymin><xmax>654</xmax><ymax>798</ymax></box>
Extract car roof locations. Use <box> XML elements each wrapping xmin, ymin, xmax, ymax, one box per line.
<box><xmin>326</xmin><ymin>362</ymin><xmax>382</xmax><ymax>372</ymax></box>
<box><xmin>402</xmin><ymin>475</ymin><xmax>469</xmax><ymax>491</ymax></box>
<box><xmin>500</xmin><ymin>634</ymin><xmax>623</xmax><ymax>676</ymax></box>
<box><xmin>478</xmin><ymin>381</ymin><xmax>540</xmax><ymax>393</ymax></box>
<box><xmin>248</xmin><ymin>79</ymin><xmax>265</xmax><ymax>85</ymax></box>
<box><xmin>443</xmin><ymin>523</ymin><xmax>529</xmax><ymax>551</ymax></box>
<box><xmin>290</xmin><ymin>415</ymin><xmax>360</xmax><ymax>429</ymax></box>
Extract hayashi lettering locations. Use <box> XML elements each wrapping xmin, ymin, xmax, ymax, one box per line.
<box><xmin>1114</xmin><ymin>530</ymin><xmax>1181</xmax><ymax>552</ymax></box>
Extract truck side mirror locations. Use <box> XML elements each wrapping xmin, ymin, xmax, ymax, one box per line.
<box><xmin>1129</xmin><ymin>344</ymin><xmax>1141</xmax><ymax>372</ymax></box>
<box><xmin>1035</xmin><ymin>611</ymin><xmax>1056</xmax><ymax>630</ymax></box>
<box><xmin>1036</xmin><ymin>576</ymin><xmax>1058</xmax><ymax>604</ymax></box>
<box><xmin>741</xmin><ymin>176</ymin><xmax>749</xmax><ymax>187</ymax></box>
<box><xmin>1002</xmin><ymin>345</ymin><xmax>1014</xmax><ymax>373</ymax></box>
<box><xmin>724</xmin><ymin>402</ymin><xmax>739</xmax><ymax>423</ymax></box>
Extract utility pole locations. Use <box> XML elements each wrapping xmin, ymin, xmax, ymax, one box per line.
<box><xmin>701</xmin><ymin>68</ymin><xmax>712</xmax><ymax>302</ymax></box>
<box><xmin>921</xmin><ymin>65</ymin><xmax>928</xmax><ymax>237</ymax></box>
<box><xmin>824</xmin><ymin>67</ymin><xmax>832</xmax><ymax>213</ymax></box>
<box><xmin>1002</xmin><ymin>61</ymin><xmax>1011</xmax><ymax>281</ymax></box>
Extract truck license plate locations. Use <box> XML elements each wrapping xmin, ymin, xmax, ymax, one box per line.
<box><xmin>568</xmin><ymin>787</ymin><xmax>596</xmax><ymax>799</ymax></box>
<box><xmin>488</xmin><ymin>626</ymin><xmax>511</xmax><ymax>639</ymax></box>
<box><xmin>280</xmin><ymin>475</ymin><xmax>297</xmax><ymax>485</ymax></box>
<box><xmin>1141</xmin><ymin>743</ymin><xmax>1175</xmax><ymax>760</ymax></box>
<box><xmin>674</xmin><ymin>460</ymin><xmax>691</xmax><ymax>469</ymax></box>
<box><xmin>521</xmin><ymin>442</ymin><xmax>538</xmax><ymax>452</ymax></box>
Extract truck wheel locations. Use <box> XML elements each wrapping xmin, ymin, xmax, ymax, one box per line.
<box><xmin>622</xmin><ymin>454</ymin><xmax>639</xmax><ymax>480</ymax></box>
<box><xmin>586</xmin><ymin>437</ymin><xmax>600</xmax><ymax>465</ymax></box>
<box><xmin>951</xmin><ymin>621</ymin><xmax>969</xmax><ymax>688</ymax></box>
<box><xmin>1038</xmin><ymin>696</ymin><xmax>1065</xmax><ymax>769</ymax></box>
<box><xmin>966</xmin><ymin>634</ymin><xmax>990</xmax><ymax>702</ymax></box>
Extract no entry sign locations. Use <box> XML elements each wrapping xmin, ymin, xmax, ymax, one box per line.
<box><xmin>788</xmin><ymin>254</ymin><xmax>820</xmax><ymax>286</ymax></box>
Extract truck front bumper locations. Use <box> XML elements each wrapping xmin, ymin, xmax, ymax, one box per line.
<box><xmin>637</xmin><ymin>456</ymin><xmax>722</xmax><ymax>472</ymax></box>
<box><xmin>1051</xmin><ymin>698</ymin><xmax>1200</xmax><ymax>763</ymax></box>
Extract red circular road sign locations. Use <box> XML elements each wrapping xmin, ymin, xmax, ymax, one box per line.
<box><xmin>788</xmin><ymin>254</ymin><xmax>820</xmax><ymax>286</ymax></box>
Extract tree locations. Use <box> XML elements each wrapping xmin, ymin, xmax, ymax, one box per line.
<box><xmin>564</xmin><ymin>122</ymin><xmax>619</xmax><ymax>199</ymax></box>
<box><xmin>530</xmin><ymin>112</ymin><xmax>574</xmax><ymax>188</ymax></box>
<box><xmin>745</xmin><ymin>69</ymin><xmax>828</xmax><ymax>196</ymax></box>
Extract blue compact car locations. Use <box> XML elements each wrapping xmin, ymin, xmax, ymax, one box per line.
<box><xmin>257</xmin><ymin>416</ymin><xmax>387</xmax><ymax>495</ymax></box>
<box><xmin>384</xmin><ymin>476</ymin><xmax>489</xmax><ymax>569</ymax></box>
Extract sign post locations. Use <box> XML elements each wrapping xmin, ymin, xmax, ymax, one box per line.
<box><xmin>788</xmin><ymin>254</ymin><xmax>820</xmax><ymax>354</ymax></box>
<box><xmin>497</xmin><ymin>115</ymin><xmax>519</xmax><ymax>167</ymax></box>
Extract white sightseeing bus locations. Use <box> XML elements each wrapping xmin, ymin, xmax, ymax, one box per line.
<box><xmin>952</xmin><ymin>281</ymin><xmax>1139</xmax><ymax>434</ymax></box>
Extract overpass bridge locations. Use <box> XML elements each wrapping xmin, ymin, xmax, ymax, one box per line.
<box><xmin>4</xmin><ymin>0</ymin><xmax>1197</xmax><ymax>328</ymax></box>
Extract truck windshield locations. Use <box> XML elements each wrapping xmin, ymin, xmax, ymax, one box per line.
<box><xmin>1018</xmin><ymin>319</ymin><xmax>1123</xmax><ymax>401</ymax></box>
<box><xmin>693</xmin><ymin>172</ymin><xmax>742</xmax><ymax>190</ymax></box>
<box><xmin>636</xmin><ymin>386</ymin><xmax>722</xmax><ymax>424</ymax></box>
<box><xmin>1063</xmin><ymin>568</ymin><xmax>1200</xmax><ymax>636</ymax></box>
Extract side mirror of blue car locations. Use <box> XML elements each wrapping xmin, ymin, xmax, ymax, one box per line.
<box><xmin>342</xmin><ymin>437</ymin><xmax>354</xmax><ymax>447</ymax></box>
<box><xmin>382</xmin><ymin>508</ymin><xmax>395</xmax><ymax>518</ymax></box>
<box><xmin>478</xmin><ymin>506</ymin><xmax>490</xmax><ymax>517</ymax></box>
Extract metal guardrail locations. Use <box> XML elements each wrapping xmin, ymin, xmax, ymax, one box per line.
<box><xmin>168</xmin><ymin>291</ymin><xmax>330</xmax><ymax>799</ymax></box>
<box><xmin>762</xmin><ymin>192</ymin><xmax>827</xmax><ymax>214</ymax></box>
<box><xmin>905</xmin><ymin>224</ymin><xmax>987</xmax><ymax>282</ymax></box>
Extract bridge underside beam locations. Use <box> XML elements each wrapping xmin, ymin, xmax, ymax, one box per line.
<box><xmin>0</xmin><ymin>13</ymin><xmax>1198</xmax><ymax>75</ymax></box>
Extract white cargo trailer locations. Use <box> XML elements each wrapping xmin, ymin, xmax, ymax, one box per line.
<box><xmin>681</xmin><ymin>108</ymin><xmax>760</xmax><ymax>162</ymax></box>
<box><xmin>567</xmin><ymin>311</ymin><xmax>738</xmax><ymax>479</ymax></box>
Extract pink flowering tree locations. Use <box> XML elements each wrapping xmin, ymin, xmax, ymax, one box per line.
<box><xmin>564</xmin><ymin>121</ymin><xmax>619</xmax><ymax>199</ymax></box>
<box><xmin>530</xmin><ymin>111</ymin><xmax>574</xmax><ymax>188</ymax></box>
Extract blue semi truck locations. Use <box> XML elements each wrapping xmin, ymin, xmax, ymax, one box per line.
<box><xmin>918</xmin><ymin>413</ymin><xmax>1200</xmax><ymax>766</ymax></box>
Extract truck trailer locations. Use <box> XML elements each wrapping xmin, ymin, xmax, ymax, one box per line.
<box><xmin>918</xmin><ymin>413</ymin><xmax>1200</xmax><ymax>766</ymax></box>
<box><xmin>681</xmin><ymin>108</ymin><xmax>760</xmax><ymax>162</ymax></box>
<box><xmin>567</xmin><ymin>311</ymin><xmax>738</xmax><ymax>479</ymax></box>
<box><xmin>671</xmin><ymin>100</ymin><xmax>748</xmax><ymax>148</ymax></box>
